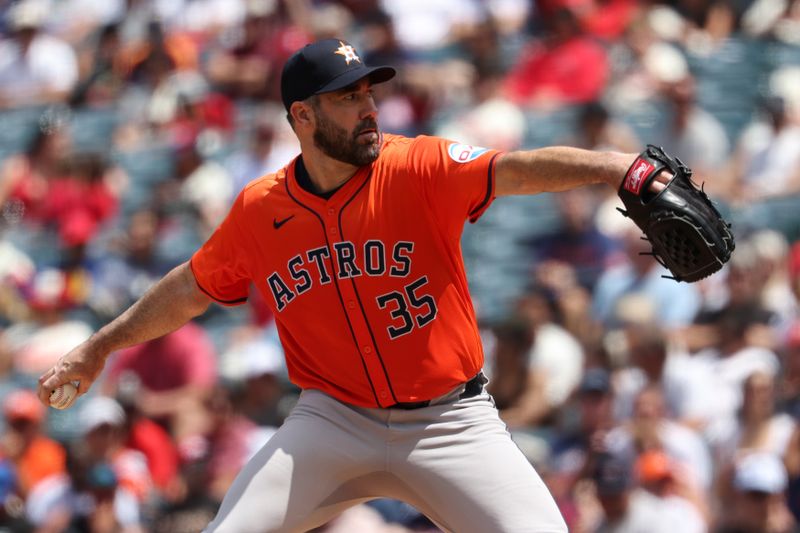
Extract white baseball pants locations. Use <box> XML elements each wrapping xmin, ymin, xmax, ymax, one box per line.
<box><xmin>203</xmin><ymin>386</ymin><xmax>567</xmax><ymax>533</ymax></box>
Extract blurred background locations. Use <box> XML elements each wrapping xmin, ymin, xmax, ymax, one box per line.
<box><xmin>0</xmin><ymin>0</ymin><xmax>800</xmax><ymax>531</ymax></box>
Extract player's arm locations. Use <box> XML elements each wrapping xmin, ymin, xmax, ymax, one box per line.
<box><xmin>37</xmin><ymin>261</ymin><xmax>212</xmax><ymax>404</ymax></box>
<box><xmin>494</xmin><ymin>146</ymin><xmax>640</xmax><ymax>196</ymax></box>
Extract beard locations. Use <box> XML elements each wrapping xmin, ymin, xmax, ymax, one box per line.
<box><xmin>312</xmin><ymin>108</ymin><xmax>381</xmax><ymax>167</ymax></box>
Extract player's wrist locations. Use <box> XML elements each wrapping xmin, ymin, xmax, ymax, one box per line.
<box><xmin>605</xmin><ymin>151</ymin><xmax>638</xmax><ymax>189</ymax></box>
<box><xmin>84</xmin><ymin>332</ymin><xmax>114</xmax><ymax>362</ymax></box>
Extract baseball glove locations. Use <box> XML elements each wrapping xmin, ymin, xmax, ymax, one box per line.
<box><xmin>617</xmin><ymin>145</ymin><xmax>735</xmax><ymax>282</ymax></box>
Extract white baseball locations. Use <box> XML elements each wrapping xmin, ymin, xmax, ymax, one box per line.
<box><xmin>49</xmin><ymin>382</ymin><xmax>78</xmax><ymax>410</ymax></box>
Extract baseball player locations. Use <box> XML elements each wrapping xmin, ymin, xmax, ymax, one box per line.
<box><xmin>38</xmin><ymin>39</ymin><xmax>668</xmax><ymax>532</ymax></box>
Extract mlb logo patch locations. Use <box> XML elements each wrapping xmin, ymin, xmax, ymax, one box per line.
<box><xmin>447</xmin><ymin>143</ymin><xmax>489</xmax><ymax>163</ymax></box>
<box><xmin>624</xmin><ymin>158</ymin><xmax>654</xmax><ymax>194</ymax></box>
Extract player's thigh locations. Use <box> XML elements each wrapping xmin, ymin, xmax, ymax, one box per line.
<box><xmin>395</xmin><ymin>396</ymin><xmax>567</xmax><ymax>533</ymax></box>
<box><xmin>204</xmin><ymin>393</ymin><xmax>381</xmax><ymax>533</ymax></box>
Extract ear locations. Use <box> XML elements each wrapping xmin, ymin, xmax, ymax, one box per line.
<box><xmin>290</xmin><ymin>101</ymin><xmax>314</xmax><ymax>128</ymax></box>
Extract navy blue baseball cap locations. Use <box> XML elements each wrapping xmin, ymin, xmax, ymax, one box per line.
<box><xmin>280</xmin><ymin>38</ymin><xmax>396</xmax><ymax>111</ymax></box>
<box><xmin>578</xmin><ymin>367</ymin><xmax>611</xmax><ymax>395</ymax></box>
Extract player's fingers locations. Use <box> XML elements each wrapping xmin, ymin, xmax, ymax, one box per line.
<box><xmin>40</xmin><ymin>370</ymin><xmax>72</xmax><ymax>395</ymax></box>
<box><xmin>37</xmin><ymin>368</ymin><xmax>56</xmax><ymax>404</ymax></box>
<box><xmin>650</xmin><ymin>170</ymin><xmax>673</xmax><ymax>192</ymax></box>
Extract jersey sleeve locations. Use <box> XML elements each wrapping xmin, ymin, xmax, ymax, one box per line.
<box><xmin>190</xmin><ymin>189</ymin><xmax>252</xmax><ymax>305</ymax></box>
<box><xmin>405</xmin><ymin>135</ymin><xmax>500</xmax><ymax>226</ymax></box>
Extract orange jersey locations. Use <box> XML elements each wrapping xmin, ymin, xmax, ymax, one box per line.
<box><xmin>191</xmin><ymin>134</ymin><xmax>500</xmax><ymax>407</ymax></box>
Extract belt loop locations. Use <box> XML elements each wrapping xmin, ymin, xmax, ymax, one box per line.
<box><xmin>458</xmin><ymin>372</ymin><xmax>486</xmax><ymax>400</ymax></box>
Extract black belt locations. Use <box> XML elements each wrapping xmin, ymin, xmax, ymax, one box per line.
<box><xmin>389</xmin><ymin>373</ymin><xmax>485</xmax><ymax>410</ymax></box>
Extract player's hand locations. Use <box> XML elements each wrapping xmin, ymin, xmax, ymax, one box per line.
<box><xmin>37</xmin><ymin>342</ymin><xmax>106</xmax><ymax>407</ymax></box>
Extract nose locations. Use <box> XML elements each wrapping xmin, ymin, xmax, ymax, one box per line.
<box><xmin>360</xmin><ymin>94</ymin><xmax>378</xmax><ymax>121</ymax></box>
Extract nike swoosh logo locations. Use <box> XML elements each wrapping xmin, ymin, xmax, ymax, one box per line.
<box><xmin>273</xmin><ymin>215</ymin><xmax>295</xmax><ymax>229</ymax></box>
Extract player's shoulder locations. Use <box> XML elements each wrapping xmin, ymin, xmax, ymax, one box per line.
<box><xmin>238</xmin><ymin>164</ymin><xmax>290</xmax><ymax>205</ymax></box>
<box><xmin>380</xmin><ymin>133</ymin><xmax>494</xmax><ymax>165</ymax></box>
<box><xmin>379</xmin><ymin>133</ymin><xmax>446</xmax><ymax>161</ymax></box>
<box><xmin>379</xmin><ymin>132</ymin><xmax>413</xmax><ymax>151</ymax></box>
<box><xmin>381</xmin><ymin>132</ymin><xmax>440</xmax><ymax>149</ymax></box>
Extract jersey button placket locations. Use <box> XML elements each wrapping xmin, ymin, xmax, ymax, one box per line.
<box><xmin>328</xmin><ymin>207</ymin><xmax>391</xmax><ymax>406</ymax></box>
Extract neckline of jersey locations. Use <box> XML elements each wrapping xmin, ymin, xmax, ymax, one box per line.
<box><xmin>287</xmin><ymin>156</ymin><xmax>373</xmax><ymax>209</ymax></box>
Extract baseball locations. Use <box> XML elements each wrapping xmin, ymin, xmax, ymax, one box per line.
<box><xmin>49</xmin><ymin>382</ymin><xmax>78</xmax><ymax>410</ymax></box>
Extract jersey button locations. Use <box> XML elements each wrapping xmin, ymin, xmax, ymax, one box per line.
<box><xmin>347</xmin><ymin>300</ymin><xmax>355</xmax><ymax>309</ymax></box>
<box><xmin>379</xmin><ymin>391</ymin><xmax>388</xmax><ymax>398</ymax></box>
<box><xmin>363</xmin><ymin>346</ymin><xmax>372</xmax><ymax>354</ymax></box>
<box><xmin>329</xmin><ymin>227</ymin><xmax>337</xmax><ymax>235</ymax></box>
<box><xmin>327</xmin><ymin>208</ymin><xmax>335</xmax><ymax>215</ymax></box>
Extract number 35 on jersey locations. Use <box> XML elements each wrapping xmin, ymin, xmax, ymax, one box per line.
<box><xmin>266</xmin><ymin>239</ymin><xmax>438</xmax><ymax>340</ymax></box>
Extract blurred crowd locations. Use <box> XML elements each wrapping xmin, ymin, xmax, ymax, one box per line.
<box><xmin>0</xmin><ymin>0</ymin><xmax>800</xmax><ymax>531</ymax></box>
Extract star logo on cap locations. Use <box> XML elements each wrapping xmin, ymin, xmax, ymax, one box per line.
<box><xmin>334</xmin><ymin>41</ymin><xmax>360</xmax><ymax>65</ymax></box>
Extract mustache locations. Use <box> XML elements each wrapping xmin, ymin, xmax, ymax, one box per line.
<box><xmin>354</xmin><ymin>119</ymin><xmax>378</xmax><ymax>135</ymax></box>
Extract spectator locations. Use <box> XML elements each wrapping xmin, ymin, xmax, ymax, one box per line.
<box><xmin>517</xmin><ymin>285</ymin><xmax>586</xmax><ymax>419</ymax></box>
<box><xmin>203</xmin><ymin>385</ymin><xmax>274</xmax><ymax>503</ymax></box>
<box><xmin>731</xmin><ymin>96</ymin><xmax>800</xmax><ymax>202</ymax></box>
<box><xmin>533</xmin><ymin>260</ymin><xmax>602</xmax><ymax>347</ymax></box>
<box><xmin>653</xmin><ymin>75</ymin><xmax>730</xmax><ymax>182</ymax></box>
<box><xmin>101</xmin><ymin>322</ymin><xmax>218</xmax><ymax>447</ymax></box>
<box><xmin>592</xmin><ymin>226</ymin><xmax>702</xmax><ymax>329</ymax></box>
<box><xmin>116</xmin><ymin>383</ymin><xmax>181</xmax><ymax>497</ymax></box>
<box><xmin>716</xmin><ymin>452</ymin><xmax>795</xmax><ymax>533</ymax></box>
<box><xmin>0</xmin><ymin>389</ymin><xmax>65</xmax><ymax>497</ymax></box>
<box><xmin>225</xmin><ymin>106</ymin><xmax>300</xmax><ymax>194</ymax></box>
<box><xmin>89</xmin><ymin>209</ymin><xmax>172</xmax><ymax>320</ymax></box>
<box><xmin>566</xmin><ymin>101</ymin><xmax>643</xmax><ymax>242</ymax></box>
<box><xmin>566</xmin><ymin>101</ymin><xmax>641</xmax><ymax>153</ymax></box>
<box><xmin>485</xmin><ymin>316</ymin><xmax>546</xmax><ymax>428</ymax></box>
<box><xmin>612</xmin><ymin>324</ymin><xmax>696</xmax><ymax>426</ymax></box>
<box><xmin>0</xmin><ymin>124</ymin><xmax>73</xmax><ymax>227</ymax></box>
<box><xmin>47</xmin><ymin>0</ymin><xmax>126</xmax><ymax>45</ymax></box>
<box><xmin>43</xmin><ymin>151</ymin><xmax>120</xmax><ymax>249</ymax></box>
<box><xmin>25</xmin><ymin>444</ymin><xmax>144</xmax><ymax>533</ymax></box>
<box><xmin>155</xmin><ymin>0</ymin><xmax>246</xmax><ymax>37</ymax></box>
<box><xmin>527</xmin><ymin>188</ymin><xmax>623</xmax><ymax>290</ymax></box>
<box><xmin>591</xmin><ymin>451</ymin><xmax>705</xmax><ymax>533</ymax></box>
<box><xmin>204</xmin><ymin>1</ymin><xmax>309</xmax><ymax>101</ymax></box>
<box><xmin>0</xmin><ymin>0</ymin><xmax>79</xmax><ymax>108</ymax></box>
<box><xmin>70</xmin><ymin>23</ymin><xmax>129</xmax><ymax>108</ymax></box>
<box><xmin>504</xmin><ymin>8</ymin><xmax>609</xmax><ymax>108</ymax></box>
<box><xmin>548</xmin><ymin>368</ymin><xmax>616</xmax><ymax>529</ymax></box>
<box><xmin>634</xmin><ymin>450</ymin><xmax>708</xmax><ymax>529</ymax></box>
<box><xmin>606</xmin><ymin>385</ymin><xmax>713</xmax><ymax>491</ymax></box>
<box><xmin>605</xmin><ymin>11</ymin><xmax>689</xmax><ymax>108</ymax></box>
<box><xmin>149</xmin><ymin>454</ymin><xmax>218</xmax><ymax>533</ymax></box>
<box><xmin>688</xmin><ymin>238</ymin><xmax>778</xmax><ymax>355</ymax></box>
<box><xmin>729</xmin><ymin>372</ymin><xmax>795</xmax><ymax>459</ymax></box>
<box><xmin>0</xmin><ymin>238</ymin><xmax>36</xmax><ymax>327</ymax></box>
<box><xmin>219</xmin><ymin>333</ymin><xmax>287</xmax><ymax>428</ymax></box>
<box><xmin>380</xmin><ymin>0</ymin><xmax>484</xmax><ymax>54</ymax></box>
<box><xmin>681</xmin><ymin>0</ymin><xmax>741</xmax><ymax>56</ymax></box>
<box><xmin>79</xmin><ymin>396</ymin><xmax>153</xmax><ymax>504</ymax></box>
<box><xmin>691</xmin><ymin>304</ymin><xmax>781</xmax><ymax>445</ymax></box>
<box><xmin>575</xmin><ymin>0</ymin><xmax>639</xmax><ymax>42</ymax></box>
<box><xmin>749</xmin><ymin>229</ymin><xmax>796</xmax><ymax>337</ymax></box>
<box><xmin>4</xmin><ymin>267</ymin><xmax>93</xmax><ymax>376</ymax></box>
<box><xmin>155</xmin><ymin>133</ymin><xmax>234</xmax><ymax>237</ymax></box>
